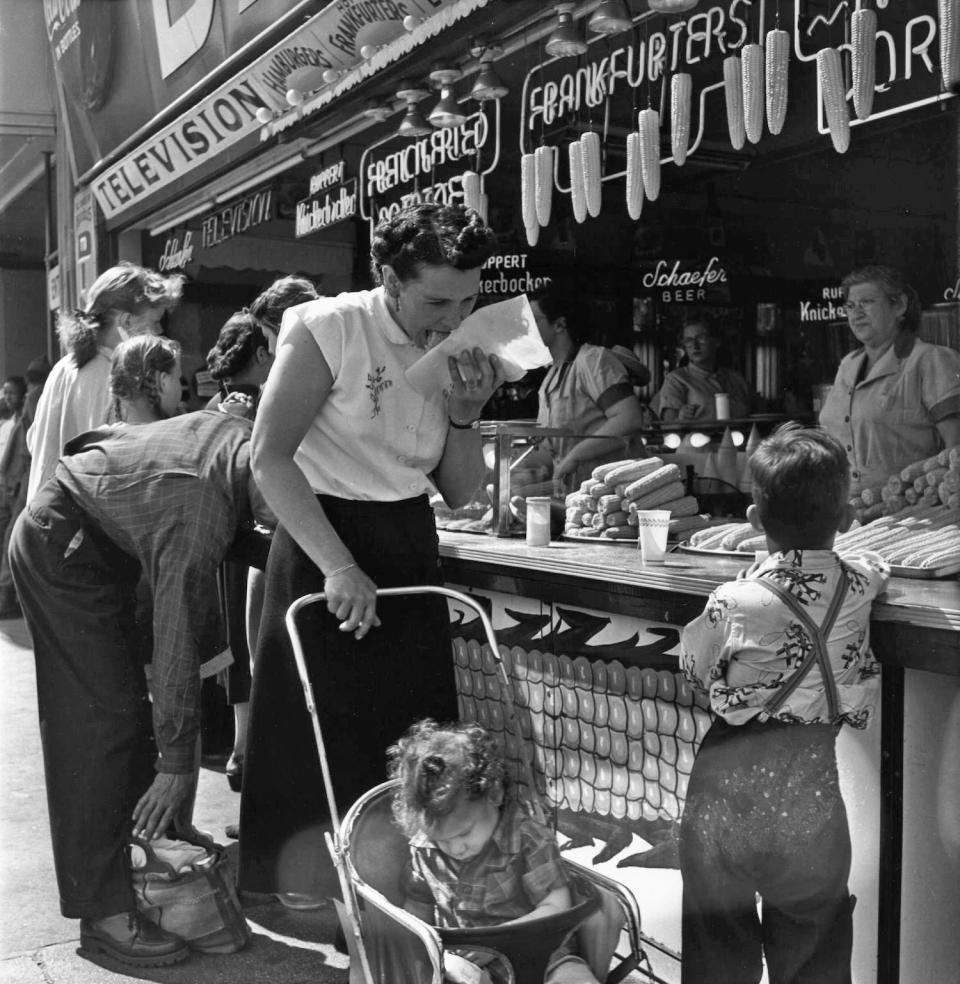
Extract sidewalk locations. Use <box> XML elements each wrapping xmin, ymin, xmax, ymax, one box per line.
<box><xmin>0</xmin><ymin>615</ymin><xmax>349</xmax><ymax>984</ymax></box>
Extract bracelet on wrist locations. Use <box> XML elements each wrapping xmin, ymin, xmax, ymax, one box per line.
<box><xmin>448</xmin><ymin>416</ymin><xmax>480</xmax><ymax>430</ymax></box>
<box><xmin>325</xmin><ymin>562</ymin><xmax>357</xmax><ymax>578</ymax></box>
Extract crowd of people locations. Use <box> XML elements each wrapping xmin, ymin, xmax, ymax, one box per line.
<box><xmin>4</xmin><ymin>200</ymin><xmax>959</xmax><ymax>982</ymax></box>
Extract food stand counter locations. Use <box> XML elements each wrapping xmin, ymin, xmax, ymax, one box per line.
<box><xmin>437</xmin><ymin>531</ymin><xmax>959</xmax><ymax>984</ymax></box>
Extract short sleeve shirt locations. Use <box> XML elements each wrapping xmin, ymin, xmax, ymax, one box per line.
<box><xmin>281</xmin><ymin>287</ymin><xmax>449</xmax><ymax>500</ymax></box>
<box><xmin>819</xmin><ymin>333</ymin><xmax>960</xmax><ymax>497</ymax></box>
<box><xmin>655</xmin><ymin>364</ymin><xmax>753</xmax><ymax>420</ymax></box>
<box><xmin>402</xmin><ymin>800</ymin><xmax>570</xmax><ymax>929</ymax></box>
<box><xmin>680</xmin><ymin>549</ymin><xmax>889</xmax><ymax>728</ymax></box>
<box><xmin>537</xmin><ymin>343</ymin><xmax>635</xmax><ymax>463</ymax></box>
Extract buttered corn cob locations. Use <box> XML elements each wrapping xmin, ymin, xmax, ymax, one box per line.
<box><xmin>581</xmin><ymin>131</ymin><xmax>602</xmax><ymax>218</ymax></box>
<box><xmin>671</xmin><ymin>73</ymin><xmax>692</xmax><ymax>165</ymax></box>
<box><xmin>521</xmin><ymin>152</ymin><xmax>539</xmax><ymax>246</ymax></box>
<box><xmin>625</xmin><ymin>131</ymin><xmax>644</xmax><ymax>220</ymax></box>
<box><xmin>765</xmin><ymin>29</ymin><xmax>790</xmax><ymax>134</ymax></box>
<box><xmin>851</xmin><ymin>7</ymin><xmax>877</xmax><ymax>120</ymax></box>
<box><xmin>940</xmin><ymin>0</ymin><xmax>959</xmax><ymax>91</ymax></box>
<box><xmin>818</xmin><ymin>47</ymin><xmax>850</xmax><ymax>153</ymax></box>
<box><xmin>569</xmin><ymin>139</ymin><xmax>588</xmax><ymax>223</ymax></box>
<box><xmin>462</xmin><ymin>170</ymin><xmax>482</xmax><ymax>213</ymax></box>
<box><xmin>741</xmin><ymin>43</ymin><xmax>764</xmax><ymax>144</ymax></box>
<box><xmin>637</xmin><ymin>108</ymin><xmax>661</xmax><ymax>201</ymax></box>
<box><xmin>723</xmin><ymin>54</ymin><xmax>746</xmax><ymax>150</ymax></box>
<box><xmin>535</xmin><ymin>145</ymin><xmax>554</xmax><ymax>227</ymax></box>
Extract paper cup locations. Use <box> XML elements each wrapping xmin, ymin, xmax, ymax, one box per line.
<box><xmin>525</xmin><ymin>497</ymin><xmax>552</xmax><ymax>547</ymax></box>
<box><xmin>635</xmin><ymin>509</ymin><xmax>671</xmax><ymax>564</ymax></box>
<box><xmin>714</xmin><ymin>392</ymin><xmax>730</xmax><ymax>419</ymax></box>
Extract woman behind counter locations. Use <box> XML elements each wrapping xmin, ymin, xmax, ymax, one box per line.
<box><xmin>238</xmin><ymin>203</ymin><xmax>503</xmax><ymax>906</ymax></box>
<box><xmin>530</xmin><ymin>285</ymin><xmax>646</xmax><ymax>489</ymax></box>
<box><xmin>819</xmin><ymin>265</ymin><xmax>960</xmax><ymax>498</ymax></box>
<box><xmin>655</xmin><ymin>310</ymin><xmax>755</xmax><ymax>422</ymax></box>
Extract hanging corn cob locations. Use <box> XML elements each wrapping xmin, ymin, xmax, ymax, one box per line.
<box><xmin>765</xmin><ymin>28</ymin><xmax>790</xmax><ymax>135</ymax></box>
<box><xmin>534</xmin><ymin>145</ymin><xmax>554</xmax><ymax>227</ymax></box>
<box><xmin>568</xmin><ymin>140</ymin><xmax>588</xmax><ymax>223</ymax></box>
<box><xmin>851</xmin><ymin>7</ymin><xmax>877</xmax><ymax>120</ymax></box>
<box><xmin>938</xmin><ymin>0</ymin><xmax>959</xmax><ymax>91</ymax></box>
<box><xmin>741</xmin><ymin>43</ymin><xmax>764</xmax><ymax>144</ymax></box>
<box><xmin>625</xmin><ymin>131</ymin><xmax>644</xmax><ymax>220</ymax></box>
<box><xmin>462</xmin><ymin>170</ymin><xmax>482</xmax><ymax>213</ymax></box>
<box><xmin>723</xmin><ymin>54</ymin><xmax>746</xmax><ymax>150</ymax></box>
<box><xmin>581</xmin><ymin>131</ymin><xmax>602</xmax><ymax>218</ymax></box>
<box><xmin>817</xmin><ymin>47</ymin><xmax>850</xmax><ymax>153</ymax></box>
<box><xmin>477</xmin><ymin>193</ymin><xmax>489</xmax><ymax>225</ymax></box>
<box><xmin>671</xmin><ymin>73</ymin><xmax>692</xmax><ymax>165</ymax></box>
<box><xmin>521</xmin><ymin>152</ymin><xmax>539</xmax><ymax>246</ymax></box>
<box><xmin>637</xmin><ymin>108</ymin><xmax>661</xmax><ymax>201</ymax></box>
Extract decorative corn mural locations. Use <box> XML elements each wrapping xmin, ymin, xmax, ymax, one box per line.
<box><xmin>637</xmin><ymin>108</ymin><xmax>661</xmax><ymax>202</ymax></box>
<box><xmin>581</xmin><ymin>131</ymin><xmax>602</xmax><ymax>218</ymax></box>
<box><xmin>671</xmin><ymin>72</ymin><xmax>692</xmax><ymax>165</ymax></box>
<box><xmin>625</xmin><ymin>131</ymin><xmax>644</xmax><ymax>220</ymax></box>
<box><xmin>534</xmin><ymin>145</ymin><xmax>554</xmax><ymax>227</ymax></box>
<box><xmin>723</xmin><ymin>54</ymin><xmax>746</xmax><ymax>150</ymax></box>
<box><xmin>817</xmin><ymin>46</ymin><xmax>851</xmax><ymax>153</ymax></box>
<box><xmin>851</xmin><ymin>7</ymin><xmax>878</xmax><ymax>120</ymax></box>
<box><xmin>939</xmin><ymin>0</ymin><xmax>959</xmax><ymax>91</ymax></box>
<box><xmin>521</xmin><ymin>152</ymin><xmax>539</xmax><ymax>246</ymax></box>
<box><xmin>765</xmin><ymin>28</ymin><xmax>790</xmax><ymax>135</ymax></box>
<box><xmin>462</xmin><ymin>170</ymin><xmax>482</xmax><ymax>214</ymax></box>
<box><xmin>741</xmin><ymin>42</ymin><xmax>765</xmax><ymax>144</ymax></box>
<box><xmin>569</xmin><ymin>139</ymin><xmax>588</xmax><ymax>223</ymax></box>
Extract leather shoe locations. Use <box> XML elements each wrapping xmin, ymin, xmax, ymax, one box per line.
<box><xmin>79</xmin><ymin>911</ymin><xmax>190</xmax><ymax>967</ymax></box>
<box><xmin>225</xmin><ymin>752</ymin><xmax>243</xmax><ymax>792</ymax></box>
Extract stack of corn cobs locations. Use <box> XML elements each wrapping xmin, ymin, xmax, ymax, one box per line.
<box><xmin>514</xmin><ymin>2</ymin><xmax>960</xmax><ymax>239</ymax></box>
<box><xmin>564</xmin><ymin>457</ymin><xmax>707</xmax><ymax>541</ymax></box>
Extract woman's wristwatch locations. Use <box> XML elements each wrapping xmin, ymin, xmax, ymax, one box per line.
<box><xmin>448</xmin><ymin>416</ymin><xmax>481</xmax><ymax>430</ymax></box>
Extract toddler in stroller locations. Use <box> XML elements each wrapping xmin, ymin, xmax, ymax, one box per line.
<box><xmin>389</xmin><ymin>718</ymin><xmax>625</xmax><ymax>984</ymax></box>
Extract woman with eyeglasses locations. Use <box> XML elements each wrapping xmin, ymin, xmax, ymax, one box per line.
<box><xmin>819</xmin><ymin>265</ymin><xmax>960</xmax><ymax>499</ymax></box>
<box><xmin>654</xmin><ymin>309</ymin><xmax>754</xmax><ymax>423</ymax></box>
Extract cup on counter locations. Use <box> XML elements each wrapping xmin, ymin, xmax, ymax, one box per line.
<box><xmin>714</xmin><ymin>392</ymin><xmax>730</xmax><ymax>419</ymax></box>
<box><xmin>635</xmin><ymin>509</ymin><xmax>671</xmax><ymax>564</ymax></box>
<box><xmin>525</xmin><ymin>496</ymin><xmax>552</xmax><ymax>547</ymax></box>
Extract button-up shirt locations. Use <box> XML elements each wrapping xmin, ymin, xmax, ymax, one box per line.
<box><xmin>680</xmin><ymin>549</ymin><xmax>889</xmax><ymax>728</ymax></box>
<box><xmin>819</xmin><ymin>332</ymin><xmax>960</xmax><ymax>497</ymax></box>
<box><xmin>402</xmin><ymin>800</ymin><xmax>569</xmax><ymax>929</ymax></box>
<box><xmin>654</xmin><ymin>363</ymin><xmax>753</xmax><ymax>420</ymax></box>
<box><xmin>54</xmin><ymin>411</ymin><xmax>254</xmax><ymax>772</ymax></box>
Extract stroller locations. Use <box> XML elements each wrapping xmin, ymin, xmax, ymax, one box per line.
<box><xmin>286</xmin><ymin>585</ymin><xmax>661</xmax><ymax>984</ymax></box>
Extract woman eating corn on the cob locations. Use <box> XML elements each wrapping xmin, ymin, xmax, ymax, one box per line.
<box><xmin>238</xmin><ymin>203</ymin><xmax>504</xmax><ymax>903</ymax></box>
<box><xmin>819</xmin><ymin>265</ymin><xmax>960</xmax><ymax>498</ymax></box>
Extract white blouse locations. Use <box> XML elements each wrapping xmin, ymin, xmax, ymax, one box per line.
<box><xmin>281</xmin><ymin>286</ymin><xmax>449</xmax><ymax>501</ymax></box>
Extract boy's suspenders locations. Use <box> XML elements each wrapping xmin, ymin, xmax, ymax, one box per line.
<box><xmin>752</xmin><ymin>571</ymin><xmax>850</xmax><ymax>724</ymax></box>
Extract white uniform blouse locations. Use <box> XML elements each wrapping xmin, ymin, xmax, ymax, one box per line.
<box><xmin>280</xmin><ymin>287</ymin><xmax>449</xmax><ymax>501</ymax></box>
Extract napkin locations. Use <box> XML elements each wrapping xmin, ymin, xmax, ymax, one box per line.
<box><xmin>405</xmin><ymin>294</ymin><xmax>551</xmax><ymax>395</ymax></box>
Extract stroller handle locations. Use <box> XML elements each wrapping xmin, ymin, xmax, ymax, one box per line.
<box><xmin>285</xmin><ymin>585</ymin><xmax>542</xmax><ymax>833</ymax></box>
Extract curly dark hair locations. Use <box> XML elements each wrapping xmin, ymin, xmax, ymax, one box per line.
<box><xmin>369</xmin><ymin>202</ymin><xmax>497</xmax><ymax>285</ymax></box>
<box><xmin>247</xmin><ymin>276</ymin><xmax>319</xmax><ymax>334</ymax></box>
<box><xmin>388</xmin><ymin>719</ymin><xmax>508</xmax><ymax>838</ymax></box>
<box><xmin>58</xmin><ymin>263</ymin><xmax>185</xmax><ymax>369</ymax></box>
<box><xmin>207</xmin><ymin>312</ymin><xmax>270</xmax><ymax>380</ymax></box>
<box><xmin>110</xmin><ymin>334</ymin><xmax>181</xmax><ymax>422</ymax></box>
<box><xmin>750</xmin><ymin>422</ymin><xmax>850</xmax><ymax>548</ymax></box>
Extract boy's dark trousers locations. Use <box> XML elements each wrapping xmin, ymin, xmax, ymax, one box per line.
<box><xmin>679</xmin><ymin>717</ymin><xmax>853</xmax><ymax>984</ymax></box>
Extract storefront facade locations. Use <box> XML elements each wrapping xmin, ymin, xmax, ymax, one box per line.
<box><xmin>46</xmin><ymin>2</ymin><xmax>958</xmax><ymax>982</ymax></box>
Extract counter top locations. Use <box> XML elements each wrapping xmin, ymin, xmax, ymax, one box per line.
<box><xmin>437</xmin><ymin>531</ymin><xmax>960</xmax><ymax>635</ymax></box>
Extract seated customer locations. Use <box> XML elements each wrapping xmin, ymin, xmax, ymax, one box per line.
<box><xmin>390</xmin><ymin>719</ymin><xmax>624</xmax><ymax>984</ymax></box>
<box><xmin>655</xmin><ymin>309</ymin><xmax>755</xmax><ymax>422</ymax></box>
<box><xmin>678</xmin><ymin>424</ymin><xmax>889</xmax><ymax>984</ymax></box>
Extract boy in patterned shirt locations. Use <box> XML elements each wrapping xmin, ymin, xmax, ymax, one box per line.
<box><xmin>678</xmin><ymin>423</ymin><xmax>889</xmax><ymax>984</ymax></box>
<box><xmin>390</xmin><ymin>719</ymin><xmax>624</xmax><ymax>984</ymax></box>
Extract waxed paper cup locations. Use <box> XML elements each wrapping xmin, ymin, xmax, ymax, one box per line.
<box><xmin>635</xmin><ymin>510</ymin><xmax>671</xmax><ymax>564</ymax></box>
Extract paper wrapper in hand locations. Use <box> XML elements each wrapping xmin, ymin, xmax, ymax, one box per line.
<box><xmin>405</xmin><ymin>294</ymin><xmax>550</xmax><ymax>395</ymax></box>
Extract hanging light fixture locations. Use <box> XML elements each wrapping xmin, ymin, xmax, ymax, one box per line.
<box><xmin>395</xmin><ymin>81</ymin><xmax>433</xmax><ymax>138</ymax></box>
<box><xmin>362</xmin><ymin>98</ymin><xmax>393</xmax><ymax>122</ymax></box>
<box><xmin>647</xmin><ymin>0</ymin><xmax>699</xmax><ymax>12</ymax></box>
<box><xmin>589</xmin><ymin>1</ymin><xmax>634</xmax><ymax>35</ymax></box>
<box><xmin>427</xmin><ymin>65</ymin><xmax>467</xmax><ymax>127</ymax></box>
<box><xmin>545</xmin><ymin>3</ymin><xmax>588</xmax><ymax>58</ymax></box>
<box><xmin>469</xmin><ymin>39</ymin><xmax>508</xmax><ymax>101</ymax></box>
<box><xmin>255</xmin><ymin>106</ymin><xmax>274</xmax><ymax>124</ymax></box>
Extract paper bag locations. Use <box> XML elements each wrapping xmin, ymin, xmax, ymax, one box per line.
<box><xmin>405</xmin><ymin>294</ymin><xmax>550</xmax><ymax>395</ymax></box>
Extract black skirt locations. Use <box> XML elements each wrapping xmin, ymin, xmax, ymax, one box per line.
<box><xmin>238</xmin><ymin>494</ymin><xmax>457</xmax><ymax>895</ymax></box>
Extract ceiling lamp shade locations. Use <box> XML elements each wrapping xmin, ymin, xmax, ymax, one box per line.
<box><xmin>589</xmin><ymin>1</ymin><xmax>634</xmax><ymax>35</ymax></box>
<box><xmin>647</xmin><ymin>0</ymin><xmax>699</xmax><ymax>12</ymax></box>
<box><xmin>397</xmin><ymin>101</ymin><xmax>433</xmax><ymax>138</ymax></box>
<box><xmin>471</xmin><ymin>61</ymin><xmax>508</xmax><ymax>101</ymax></box>
<box><xmin>429</xmin><ymin>87</ymin><xmax>468</xmax><ymax>127</ymax></box>
<box><xmin>545</xmin><ymin>3</ymin><xmax>588</xmax><ymax>58</ymax></box>
<box><xmin>362</xmin><ymin>98</ymin><xmax>393</xmax><ymax>122</ymax></box>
